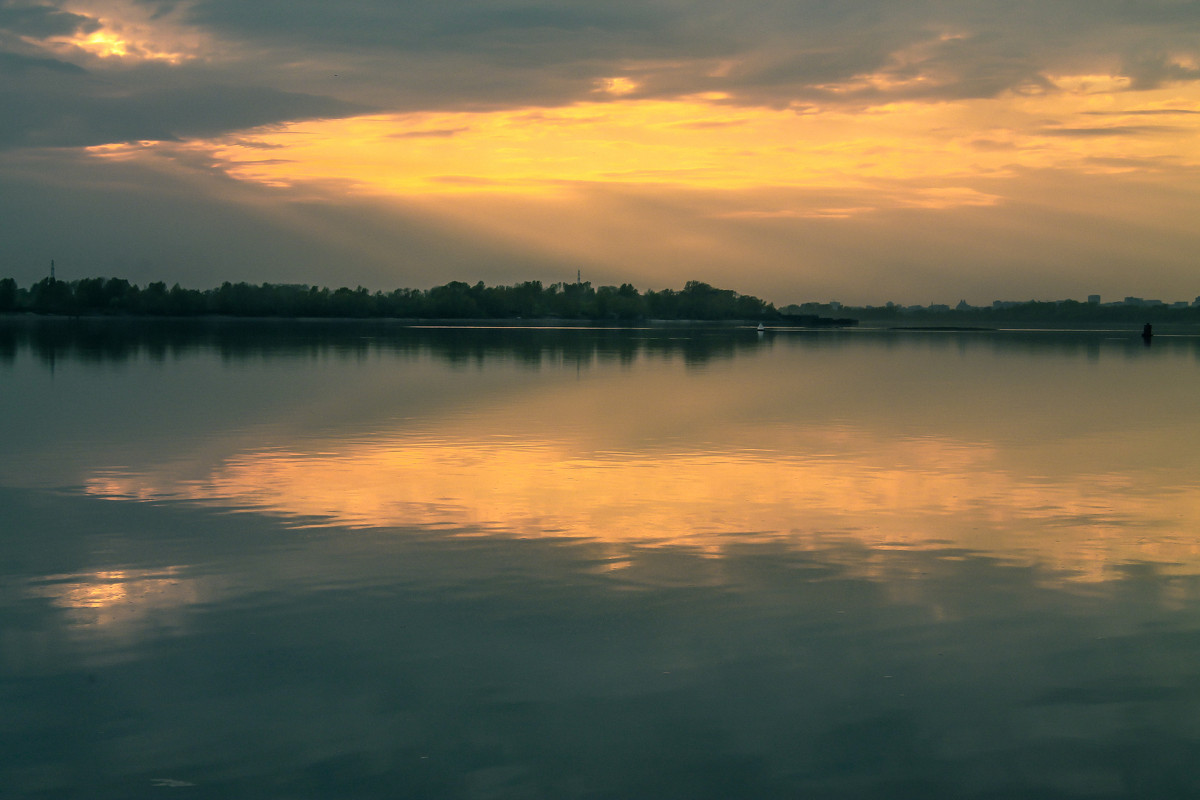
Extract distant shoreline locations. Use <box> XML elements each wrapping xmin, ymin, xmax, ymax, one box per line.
<box><xmin>889</xmin><ymin>325</ymin><xmax>997</xmax><ymax>332</ymax></box>
<box><xmin>4</xmin><ymin>312</ymin><xmax>1195</xmax><ymax>335</ymax></box>
<box><xmin>6</xmin><ymin>275</ymin><xmax>1196</xmax><ymax>327</ymax></box>
<box><xmin>5</xmin><ymin>273</ymin><xmax>1199</xmax><ymax>335</ymax></box>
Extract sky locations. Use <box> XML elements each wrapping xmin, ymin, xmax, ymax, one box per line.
<box><xmin>1</xmin><ymin>0</ymin><xmax>1199</xmax><ymax>305</ymax></box>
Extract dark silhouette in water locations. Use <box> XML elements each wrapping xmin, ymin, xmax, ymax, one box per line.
<box><xmin>1142</xmin><ymin>322</ymin><xmax>1154</xmax><ymax>346</ymax></box>
<box><xmin>0</xmin><ymin>316</ymin><xmax>777</xmax><ymax>368</ymax></box>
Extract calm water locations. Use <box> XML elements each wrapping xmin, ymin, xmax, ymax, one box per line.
<box><xmin>3</xmin><ymin>319</ymin><xmax>1200</xmax><ymax>799</ymax></box>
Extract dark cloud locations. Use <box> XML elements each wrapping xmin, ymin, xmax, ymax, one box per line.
<box><xmin>1038</xmin><ymin>125</ymin><xmax>1178</xmax><ymax>137</ymax></box>
<box><xmin>6</xmin><ymin>0</ymin><xmax>1200</xmax><ymax>143</ymax></box>
<box><xmin>0</xmin><ymin>49</ymin><xmax>84</xmax><ymax>74</ymax></box>
<box><xmin>1123</xmin><ymin>50</ymin><xmax>1200</xmax><ymax>90</ymax></box>
<box><xmin>0</xmin><ymin>75</ymin><xmax>370</xmax><ymax>148</ymax></box>
<box><xmin>155</xmin><ymin>0</ymin><xmax>1200</xmax><ymax>111</ymax></box>
<box><xmin>1084</xmin><ymin>108</ymin><xmax>1200</xmax><ymax>116</ymax></box>
<box><xmin>0</xmin><ymin>2</ymin><xmax>369</xmax><ymax>149</ymax></box>
<box><xmin>389</xmin><ymin>127</ymin><xmax>470</xmax><ymax>139</ymax></box>
<box><xmin>181</xmin><ymin>0</ymin><xmax>685</xmax><ymax>52</ymax></box>
<box><xmin>1083</xmin><ymin>155</ymin><xmax>1179</xmax><ymax>170</ymax></box>
<box><xmin>0</xmin><ymin>1</ymin><xmax>98</xmax><ymax>39</ymax></box>
<box><xmin>176</xmin><ymin>0</ymin><xmax>894</xmax><ymax>109</ymax></box>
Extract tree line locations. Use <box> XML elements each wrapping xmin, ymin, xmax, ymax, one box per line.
<box><xmin>0</xmin><ymin>276</ymin><xmax>779</xmax><ymax>321</ymax></box>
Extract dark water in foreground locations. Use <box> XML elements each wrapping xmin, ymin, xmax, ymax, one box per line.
<box><xmin>3</xmin><ymin>320</ymin><xmax>1200</xmax><ymax>798</ymax></box>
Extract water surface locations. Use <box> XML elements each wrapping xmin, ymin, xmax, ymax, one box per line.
<box><xmin>3</xmin><ymin>319</ymin><xmax>1200</xmax><ymax>798</ymax></box>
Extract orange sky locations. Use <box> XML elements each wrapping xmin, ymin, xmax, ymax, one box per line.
<box><xmin>194</xmin><ymin>79</ymin><xmax>1200</xmax><ymax>202</ymax></box>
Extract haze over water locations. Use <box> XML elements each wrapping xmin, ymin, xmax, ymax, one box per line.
<box><xmin>3</xmin><ymin>320</ymin><xmax>1200</xmax><ymax>798</ymax></box>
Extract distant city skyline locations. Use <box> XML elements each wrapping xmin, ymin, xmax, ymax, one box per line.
<box><xmin>812</xmin><ymin>294</ymin><xmax>1200</xmax><ymax>311</ymax></box>
<box><xmin>2</xmin><ymin>2</ymin><xmax>1199</xmax><ymax>305</ymax></box>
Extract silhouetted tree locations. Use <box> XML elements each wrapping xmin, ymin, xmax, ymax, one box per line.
<box><xmin>0</xmin><ymin>277</ymin><xmax>18</xmax><ymax>311</ymax></box>
<box><xmin>427</xmin><ymin>281</ymin><xmax>480</xmax><ymax>318</ymax></box>
<box><xmin>29</xmin><ymin>277</ymin><xmax>73</xmax><ymax>314</ymax></box>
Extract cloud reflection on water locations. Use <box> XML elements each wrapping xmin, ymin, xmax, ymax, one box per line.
<box><xmin>84</xmin><ymin>422</ymin><xmax>1200</xmax><ymax>582</ymax></box>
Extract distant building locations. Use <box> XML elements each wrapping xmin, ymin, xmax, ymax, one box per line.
<box><xmin>1087</xmin><ymin>294</ymin><xmax>1100</xmax><ymax>304</ymax></box>
<box><xmin>928</xmin><ymin>304</ymin><xmax>951</xmax><ymax>313</ymax></box>
<box><xmin>955</xmin><ymin>299</ymin><xmax>972</xmax><ymax>311</ymax></box>
<box><xmin>1193</xmin><ymin>296</ymin><xmax>1200</xmax><ymax>307</ymax></box>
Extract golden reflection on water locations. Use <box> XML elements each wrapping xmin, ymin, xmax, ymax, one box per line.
<box><xmin>84</xmin><ymin>425</ymin><xmax>1200</xmax><ymax>582</ymax></box>
<box><xmin>24</xmin><ymin>567</ymin><xmax>202</xmax><ymax>629</ymax></box>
